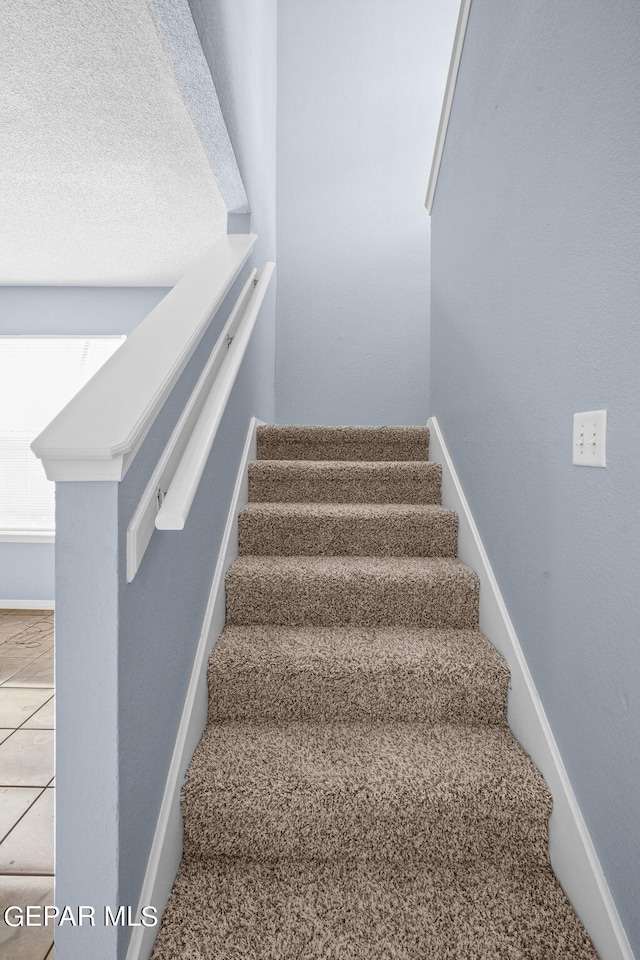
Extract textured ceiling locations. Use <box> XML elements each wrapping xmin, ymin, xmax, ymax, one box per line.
<box><xmin>0</xmin><ymin>0</ymin><xmax>245</xmax><ymax>285</ymax></box>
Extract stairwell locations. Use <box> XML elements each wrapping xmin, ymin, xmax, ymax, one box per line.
<box><xmin>152</xmin><ymin>424</ymin><xmax>597</xmax><ymax>958</ymax></box>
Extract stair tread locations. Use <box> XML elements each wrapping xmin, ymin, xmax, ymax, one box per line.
<box><xmin>258</xmin><ymin>424</ymin><xmax>428</xmax><ymax>439</ymax></box>
<box><xmin>152</xmin><ymin>858</ymin><xmax>597</xmax><ymax>960</ymax></box>
<box><xmin>186</xmin><ymin>720</ymin><xmax>547</xmax><ymax>805</ymax></box>
<box><xmin>228</xmin><ymin>554</ymin><xmax>474</xmax><ymax>576</ymax></box>
<box><xmin>214</xmin><ymin>624</ymin><xmax>503</xmax><ymax>673</ymax></box>
<box><xmin>257</xmin><ymin>424</ymin><xmax>429</xmax><ymax>461</ymax></box>
<box><xmin>182</xmin><ymin>720</ymin><xmax>550</xmax><ymax>865</ymax></box>
<box><xmin>239</xmin><ymin>502</ymin><xmax>458</xmax><ymax>557</ymax></box>
<box><xmin>249</xmin><ymin>459</ymin><xmax>442</xmax><ymax>504</ymax></box>
<box><xmin>226</xmin><ymin>556</ymin><xmax>479</xmax><ymax>628</ymax></box>
<box><xmin>241</xmin><ymin>501</ymin><xmax>455</xmax><ymax>517</ymax></box>
<box><xmin>209</xmin><ymin>626</ymin><xmax>508</xmax><ymax>723</ymax></box>
<box><xmin>250</xmin><ymin>459</ymin><xmax>440</xmax><ymax>472</ymax></box>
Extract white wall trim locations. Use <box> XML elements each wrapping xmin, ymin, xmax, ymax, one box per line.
<box><xmin>0</xmin><ymin>533</ymin><xmax>55</xmax><ymax>543</ymax></box>
<box><xmin>125</xmin><ymin>416</ymin><xmax>260</xmax><ymax>960</ymax></box>
<box><xmin>0</xmin><ymin>600</ymin><xmax>54</xmax><ymax>610</ymax></box>
<box><xmin>427</xmin><ymin>416</ymin><xmax>633</xmax><ymax>960</ymax></box>
<box><xmin>31</xmin><ymin>234</ymin><xmax>256</xmax><ymax>482</ymax></box>
<box><xmin>425</xmin><ymin>0</ymin><xmax>473</xmax><ymax>214</ymax></box>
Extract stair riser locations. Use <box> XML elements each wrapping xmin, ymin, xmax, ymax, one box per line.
<box><xmin>257</xmin><ymin>426</ymin><xmax>429</xmax><ymax>462</ymax></box>
<box><xmin>249</xmin><ymin>463</ymin><xmax>442</xmax><ymax>504</ymax></box>
<box><xmin>208</xmin><ymin>670</ymin><xmax>507</xmax><ymax>724</ymax></box>
<box><xmin>226</xmin><ymin>571</ymin><xmax>479</xmax><ymax>629</ymax></box>
<box><xmin>183</xmin><ymin>801</ymin><xmax>550</xmax><ymax>870</ymax></box>
<box><xmin>238</xmin><ymin>512</ymin><xmax>458</xmax><ymax>557</ymax></box>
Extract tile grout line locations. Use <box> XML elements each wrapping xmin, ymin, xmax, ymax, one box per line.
<box><xmin>0</xmin><ymin>688</ymin><xmax>54</xmax><ymax>735</ymax></box>
<box><xmin>16</xmin><ymin>692</ymin><xmax>55</xmax><ymax>730</ymax></box>
<box><xmin>0</xmin><ymin>783</ymin><xmax>52</xmax><ymax>846</ymax></box>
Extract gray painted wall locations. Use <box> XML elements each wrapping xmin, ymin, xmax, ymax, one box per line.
<box><xmin>55</xmin><ymin>4</ymin><xmax>277</xmax><ymax>955</ymax></box>
<box><xmin>0</xmin><ymin>542</ymin><xmax>54</xmax><ymax>605</ymax></box>
<box><xmin>275</xmin><ymin>0</ymin><xmax>457</xmax><ymax>426</ymax></box>
<box><xmin>0</xmin><ymin>286</ymin><xmax>169</xmax><ymax>336</ymax></box>
<box><xmin>55</xmin><ymin>479</ymin><xmax>119</xmax><ymax>958</ymax></box>
<box><xmin>430</xmin><ymin>0</ymin><xmax>640</xmax><ymax>951</ymax></box>
<box><xmin>0</xmin><ymin>287</ymin><xmax>168</xmax><ymax>605</ymax></box>
<box><xmin>188</xmin><ymin>0</ymin><xmax>278</xmax><ymax>272</ymax></box>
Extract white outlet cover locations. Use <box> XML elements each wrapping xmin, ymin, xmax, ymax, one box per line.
<box><xmin>573</xmin><ymin>410</ymin><xmax>607</xmax><ymax>467</ymax></box>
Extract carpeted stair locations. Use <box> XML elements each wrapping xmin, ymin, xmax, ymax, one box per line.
<box><xmin>152</xmin><ymin>424</ymin><xmax>597</xmax><ymax>959</ymax></box>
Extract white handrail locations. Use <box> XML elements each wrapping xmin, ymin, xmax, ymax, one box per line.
<box><xmin>425</xmin><ymin>0</ymin><xmax>473</xmax><ymax>215</ymax></box>
<box><xmin>125</xmin><ymin>267</ymin><xmax>259</xmax><ymax>581</ymax></box>
<box><xmin>31</xmin><ymin>233</ymin><xmax>256</xmax><ymax>482</ymax></box>
<box><xmin>155</xmin><ymin>261</ymin><xmax>275</xmax><ymax>532</ymax></box>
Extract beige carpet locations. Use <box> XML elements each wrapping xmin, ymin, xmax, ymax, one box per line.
<box><xmin>152</xmin><ymin>424</ymin><xmax>598</xmax><ymax>959</ymax></box>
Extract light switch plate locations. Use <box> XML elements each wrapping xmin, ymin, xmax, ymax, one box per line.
<box><xmin>573</xmin><ymin>410</ymin><xmax>607</xmax><ymax>467</ymax></box>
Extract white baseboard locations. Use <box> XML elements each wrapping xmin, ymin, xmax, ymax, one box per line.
<box><xmin>125</xmin><ymin>416</ymin><xmax>261</xmax><ymax>960</ymax></box>
<box><xmin>0</xmin><ymin>600</ymin><xmax>54</xmax><ymax>610</ymax></box>
<box><xmin>427</xmin><ymin>416</ymin><xmax>633</xmax><ymax>960</ymax></box>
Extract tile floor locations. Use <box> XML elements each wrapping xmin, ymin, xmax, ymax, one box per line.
<box><xmin>0</xmin><ymin>610</ymin><xmax>54</xmax><ymax>960</ymax></box>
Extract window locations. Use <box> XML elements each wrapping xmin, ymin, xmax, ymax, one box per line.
<box><xmin>0</xmin><ymin>336</ymin><xmax>125</xmax><ymax>539</ymax></box>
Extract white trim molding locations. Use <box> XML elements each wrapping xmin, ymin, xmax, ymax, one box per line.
<box><xmin>427</xmin><ymin>416</ymin><xmax>633</xmax><ymax>960</ymax></box>
<box><xmin>0</xmin><ymin>532</ymin><xmax>55</xmax><ymax>543</ymax></box>
<box><xmin>0</xmin><ymin>600</ymin><xmax>55</xmax><ymax>610</ymax></box>
<box><xmin>31</xmin><ymin>234</ymin><xmax>256</xmax><ymax>482</ymax></box>
<box><xmin>425</xmin><ymin>0</ymin><xmax>473</xmax><ymax>214</ymax></box>
<box><xmin>125</xmin><ymin>416</ymin><xmax>260</xmax><ymax>960</ymax></box>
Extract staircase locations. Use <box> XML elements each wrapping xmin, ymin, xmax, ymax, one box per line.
<box><xmin>152</xmin><ymin>425</ymin><xmax>597</xmax><ymax>959</ymax></box>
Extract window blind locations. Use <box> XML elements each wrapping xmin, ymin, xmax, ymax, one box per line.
<box><xmin>0</xmin><ymin>336</ymin><xmax>125</xmax><ymax>537</ymax></box>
